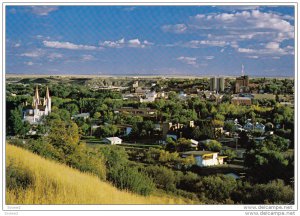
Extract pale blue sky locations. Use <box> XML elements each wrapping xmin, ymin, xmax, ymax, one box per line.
<box><xmin>6</xmin><ymin>6</ymin><xmax>295</xmax><ymax>77</ymax></box>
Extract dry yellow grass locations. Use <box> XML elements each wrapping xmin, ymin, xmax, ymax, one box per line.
<box><xmin>6</xmin><ymin>144</ymin><xmax>195</xmax><ymax>205</ymax></box>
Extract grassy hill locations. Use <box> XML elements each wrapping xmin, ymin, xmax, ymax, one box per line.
<box><xmin>6</xmin><ymin>144</ymin><xmax>193</xmax><ymax>204</ymax></box>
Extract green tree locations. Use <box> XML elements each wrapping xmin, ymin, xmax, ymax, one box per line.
<box><xmin>20</xmin><ymin>121</ymin><xmax>31</xmax><ymax>138</ymax></box>
<box><xmin>9</xmin><ymin>108</ymin><xmax>23</xmax><ymax>136</ymax></box>
<box><xmin>223</xmin><ymin>149</ymin><xmax>237</xmax><ymax>163</ymax></box>
<box><xmin>94</xmin><ymin>124</ymin><xmax>119</xmax><ymax>138</ymax></box>
<box><xmin>176</xmin><ymin>138</ymin><xmax>192</xmax><ymax>152</ymax></box>
<box><xmin>63</xmin><ymin>102</ymin><xmax>79</xmax><ymax>116</ymax></box>
<box><xmin>224</xmin><ymin>121</ymin><xmax>235</xmax><ymax>134</ymax></box>
<box><xmin>93</xmin><ymin>111</ymin><xmax>101</xmax><ymax>119</ymax></box>
<box><xmin>47</xmin><ymin>119</ymin><xmax>80</xmax><ymax>159</ymax></box>
<box><xmin>144</xmin><ymin>165</ymin><xmax>177</xmax><ymax>192</ymax></box>
<box><xmin>244</xmin><ymin>138</ymin><xmax>290</xmax><ymax>183</ymax></box>
<box><xmin>196</xmin><ymin>175</ymin><xmax>237</xmax><ymax>203</ymax></box>
<box><xmin>205</xmin><ymin>140</ymin><xmax>222</xmax><ymax>152</ymax></box>
<box><xmin>165</xmin><ymin>137</ymin><xmax>177</xmax><ymax>152</ymax></box>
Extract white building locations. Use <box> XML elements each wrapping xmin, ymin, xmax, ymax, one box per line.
<box><xmin>23</xmin><ymin>86</ymin><xmax>51</xmax><ymax>124</ymax></box>
<box><xmin>190</xmin><ymin>139</ymin><xmax>199</xmax><ymax>148</ymax></box>
<box><xmin>243</xmin><ymin>122</ymin><xmax>254</xmax><ymax>131</ymax></box>
<box><xmin>140</xmin><ymin>91</ymin><xmax>157</xmax><ymax>103</ymax></box>
<box><xmin>244</xmin><ymin>122</ymin><xmax>265</xmax><ymax>133</ymax></box>
<box><xmin>102</xmin><ymin>137</ymin><xmax>122</xmax><ymax>145</ymax></box>
<box><xmin>181</xmin><ymin>151</ymin><xmax>226</xmax><ymax>167</ymax></box>
<box><xmin>255</xmin><ymin>122</ymin><xmax>265</xmax><ymax>133</ymax></box>
<box><xmin>72</xmin><ymin>113</ymin><xmax>90</xmax><ymax>120</ymax></box>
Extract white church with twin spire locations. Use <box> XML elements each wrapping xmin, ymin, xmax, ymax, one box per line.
<box><xmin>23</xmin><ymin>86</ymin><xmax>52</xmax><ymax>124</ymax></box>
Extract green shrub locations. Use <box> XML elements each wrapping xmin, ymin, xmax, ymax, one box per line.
<box><xmin>247</xmin><ymin>179</ymin><xmax>294</xmax><ymax>204</ymax></box>
<box><xmin>178</xmin><ymin>172</ymin><xmax>199</xmax><ymax>192</ymax></box>
<box><xmin>99</xmin><ymin>146</ymin><xmax>155</xmax><ymax>196</ymax></box>
<box><xmin>109</xmin><ymin>166</ymin><xmax>155</xmax><ymax>196</ymax></box>
<box><xmin>6</xmin><ymin>159</ymin><xmax>34</xmax><ymax>190</ymax></box>
<box><xmin>204</xmin><ymin>140</ymin><xmax>222</xmax><ymax>152</ymax></box>
<box><xmin>196</xmin><ymin>175</ymin><xmax>237</xmax><ymax>203</ymax></box>
<box><xmin>144</xmin><ymin>165</ymin><xmax>177</xmax><ymax>192</ymax></box>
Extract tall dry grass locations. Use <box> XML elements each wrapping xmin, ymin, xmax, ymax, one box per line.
<box><xmin>6</xmin><ymin>144</ymin><xmax>194</xmax><ymax>204</ymax></box>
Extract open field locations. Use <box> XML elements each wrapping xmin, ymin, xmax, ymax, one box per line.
<box><xmin>6</xmin><ymin>144</ymin><xmax>195</xmax><ymax>205</ymax></box>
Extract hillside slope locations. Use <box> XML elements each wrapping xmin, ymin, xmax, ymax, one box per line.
<box><xmin>6</xmin><ymin>144</ymin><xmax>193</xmax><ymax>204</ymax></box>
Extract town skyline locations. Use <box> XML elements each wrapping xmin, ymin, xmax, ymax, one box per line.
<box><xmin>6</xmin><ymin>5</ymin><xmax>295</xmax><ymax>77</ymax></box>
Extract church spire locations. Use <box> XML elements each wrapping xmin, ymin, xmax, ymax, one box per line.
<box><xmin>35</xmin><ymin>86</ymin><xmax>40</xmax><ymax>100</ymax></box>
<box><xmin>46</xmin><ymin>86</ymin><xmax>50</xmax><ymax>99</ymax></box>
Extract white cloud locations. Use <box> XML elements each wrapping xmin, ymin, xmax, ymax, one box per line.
<box><xmin>237</xmin><ymin>45</ymin><xmax>293</xmax><ymax>56</ymax></box>
<box><xmin>177</xmin><ymin>56</ymin><xmax>197</xmax><ymax>65</ymax></box>
<box><xmin>25</xmin><ymin>61</ymin><xmax>34</xmax><ymax>66</ymax></box>
<box><xmin>237</xmin><ymin>48</ymin><xmax>256</xmax><ymax>53</ymax></box>
<box><xmin>162</xmin><ymin>9</ymin><xmax>294</xmax><ymax>57</ymax></box>
<box><xmin>21</xmin><ymin>49</ymin><xmax>45</xmax><ymax>58</ymax></box>
<box><xmin>30</xmin><ymin>6</ymin><xmax>58</xmax><ymax>16</ymax></box>
<box><xmin>247</xmin><ymin>55</ymin><xmax>259</xmax><ymax>59</ymax></box>
<box><xmin>99</xmin><ymin>38</ymin><xmax>152</xmax><ymax>48</ymax></box>
<box><xmin>216</xmin><ymin>6</ymin><xmax>260</xmax><ymax>11</ymax></box>
<box><xmin>265</xmin><ymin>42</ymin><xmax>280</xmax><ymax>50</ymax></box>
<box><xmin>161</xmin><ymin>24</ymin><xmax>187</xmax><ymax>34</ymax></box>
<box><xmin>14</xmin><ymin>43</ymin><xmax>21</xmax><ymax>48</ymax></box>
<box><xmin>43</xmin><ymin>41</ymin><xmax>97</xmax><ymax>50</ymax></box>
<box><xmin>128</xmin><ymin>38</ymin><xmax>142</xmax><ymax>48</ymax></box>
<box><xmin>192</xmin><ymin>10</ymin><xmax>294</xmax><ymax>43</ymax></box>
<box><xmin>230</xmin><ymin>41</ymin><xmax>239</xmax><ymax>49</ymax></box>
<box><xmin>205</xmin><ymin>56</ymin><xmax>215</xmax><ymax>60</ymax></box>
<box><xmin>184</xmin><ymin>40</ymin><xmax>227</xmax><ymax>48</ymax></box>
<box><xmin>100</xmin><ymin>38</ymin><xmax>125</xmax><ymax>48</ymax></box>
<box><xmin>81</xmin><ymin>54</ymin><xmax>96</xmax><ymax>61</ymax></box>
<box><xmin>143</xmin><ymin>40</ymin><xmax>154</xmax><ymax>46</ymax></box>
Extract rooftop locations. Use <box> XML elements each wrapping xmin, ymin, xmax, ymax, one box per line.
<box><xmin>181</xmin><ymin>151</ymin><xmax>218</xmax><ymax>156</ymax></box>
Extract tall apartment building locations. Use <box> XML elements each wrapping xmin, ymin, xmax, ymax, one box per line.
<box><xmin>217</xmin><ymin>77</ymin><xmax>225</xmax><ymax>92</ymax></box>
<box><xmin>210</xmin><ymin>77</ymin><xmax>225</xmax><ymax>92</ymax></box>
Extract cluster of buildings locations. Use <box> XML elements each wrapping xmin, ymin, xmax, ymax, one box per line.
<box><xmin>210</xmin><ymin>77</ymin><xmax>225</xmax><ymax>92</ymax></box>
<box><xmin>22</xmin><ymin>86</ymin><xmax>52</xmax><ymax>124</ymax></box>
<box><xmin>19</xmin><ymin>67</ymin><xmax>282</xmax><ymax>169</ymax></box>
<box><xmin>123</xmin><ymin>81</ymin><xmax>166</xmax><ymax>103</ymax></box>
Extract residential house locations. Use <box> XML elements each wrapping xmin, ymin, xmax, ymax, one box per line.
<box><xmin>243</xmin><ymin>122</ymin><xmax>254</xmax><ymax>131</ymax></box>
<box><xmin>102</xmin><ymin>137</ymin><xmax>122</xmax><ymax>145</ymax></box>
<box><xmin>71</xmin><ymin>112</ymin><xmax>90</xmax><ymax>120</ymax></box>
<box><xmin>190</xmin><ymin>139</ymin><xmax>199</xmax><ymax>148</ymax></box>
<box><xmin>181</xmin><ymin>151</ymin><xmax>226</xmax><ymax>167</ymax></box>
<box><xmin>244</xmin><ymin>121</ymin><xmax>265</xmax><ymax>133</ymax></box>
<box><xmin>255</xmin><ymin>122</ymin><xmax>265</xmax><ymax>133</ymax></box>
<box><xmin>140</xmin><ymin>91</ymin><xmax>157</xmax><ymax>103</ymax></box>
<box><xmin>116</xmin><ymin>124</ymin><xmax>132</xmax><ymax>136</ymax></box>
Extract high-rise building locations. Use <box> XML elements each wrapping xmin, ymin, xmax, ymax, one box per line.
<box><xmin>217</xmin><ymin>77</ymin><xmax>225</xmax><ymax>92</ymax></box>
<box><xmin>210</xmin><ymin>77</ymin><xmax>217</xmax><ymax>91</ymax></box>
<box><xmin>235</xmin><ymin>64</ymin><xmax>250</xmax><ymax>93</ymax></box>
<box><xmin>210</xmin><ymin>77</ymin><xmax>225</xmax><ymax>92</ymax></box>
<box><xmin>235</xmin><ymin>75</ymin><xmax>249</xmax><ymax>93</ymax></box>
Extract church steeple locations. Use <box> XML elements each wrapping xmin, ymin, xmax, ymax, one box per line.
<box><xmin>33</xmin><ymin>86</ymin><xmax>40</xmax><ymax>109</ymax></box>
<box><xmin>34</xmin><ymin>86</ymin><xmax>40</xmax><ymax>100</ymax></box>
<box><xmin>46</xmin><ymin>86</ymin><xmax>50</xmax><ymax>99</ymax></box>
<box><xmin>45</xmin><ymin>86</ymin><xmax>51</xmax><ymax>113</ymax></box>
